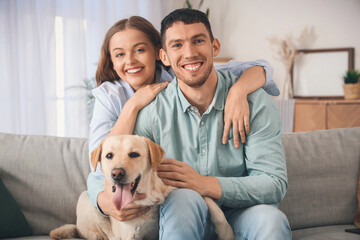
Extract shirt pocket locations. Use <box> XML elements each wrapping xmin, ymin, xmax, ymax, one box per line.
<box><xmin>216</xmin><ymin>138</ymin><xmax>246</xmax><ymax>177</ymax></box>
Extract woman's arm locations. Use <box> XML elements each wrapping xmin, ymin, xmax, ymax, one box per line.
<box><xmin>108</xmin><ymin>81</ymin><xmax>169</xmax><ymax>136</ymax></box>
<box><xmin>218</xmin><ymin>59</ymin><xmax>278</xmax><ymax>146</ymax></box>
<box><xmin>223</xmin><ymin>66</ymin><xmax>266</xmax><ymax>147</ymax></box>
<box><xmin>88</xmin><ymin>81</ymin><xmax>168</xmax><ymax>220</ymax></box>
<box><xmin>216</xmin><ymin>59</ymin><xmax>279</xmax><ymax>96</ymax></box>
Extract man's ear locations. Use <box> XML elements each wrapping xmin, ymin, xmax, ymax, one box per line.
<box><xmin>90</xmin><ymin>139</ymin><xmax>104</xmax><ymax>172</ymax></box>
<box><xmin>212</xmin><ymin>38</ymin><xmax>221</xmax><ymax>58</ymax></box>
<box><xmin>160</xmin><ymin>48</ymin><xmax>171</xmax><ymax>66</ymax></box>
<box><xmin>144</xmin><ymin>137</ymin><xmax>165</xmax><ymax>170</ymax></box>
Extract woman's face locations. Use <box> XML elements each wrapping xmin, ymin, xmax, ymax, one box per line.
<box><xmin>109</xmin><ymin>28</ymin><xmax>159</xmax><ymax>91</ymax></box>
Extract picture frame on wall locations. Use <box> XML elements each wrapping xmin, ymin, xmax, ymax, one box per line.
<box><xmin>291</xmin><ymin>48</ymin><xmax>355</xmax><ymax>99</ymax></box>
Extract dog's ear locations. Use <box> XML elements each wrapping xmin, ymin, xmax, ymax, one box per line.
<box><xmin>90</xmin><ymin>140</ymin><xmax>104</xmax><ymax>172</ymax></box>
<box><xmin>145</xmin><ymin>138</ymin><xmax>165</xmax><ymax>170</ymax></box>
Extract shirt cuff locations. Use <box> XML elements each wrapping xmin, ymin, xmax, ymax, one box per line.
<box><xmin>262</xmin><ymin>64</ymin><xmax>280</xmax><ymax>96</ymax></box>
<box><xmin>87</xmin><ymin>172</ymin><xmax>109</xmax><ymax>217</ymax></box>
<box><xmin>216</xmin><ymin>176</ymin><xmax>236</xmax><ymax>206</ymax></box>
<box><xmin>97</xmin><ymin>202</ymin><xmax>109</xmax><ymax>217</ymax></box>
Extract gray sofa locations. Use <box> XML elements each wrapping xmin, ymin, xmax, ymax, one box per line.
<box><xmin>0</xmin><ymin>127</ymin><xmax>359</xmax><ymax>240</ymax></box>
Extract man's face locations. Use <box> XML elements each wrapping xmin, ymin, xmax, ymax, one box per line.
<box><xmin>160</xmin><ymin>22</ymin><xmax>220</xmax><ymax>88</ymax></box>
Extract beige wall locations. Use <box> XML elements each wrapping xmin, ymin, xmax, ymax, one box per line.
<box><xmin>162</xmin><ymin>0</ymin><xmax>360</xmax><ymax>99</ymax></box>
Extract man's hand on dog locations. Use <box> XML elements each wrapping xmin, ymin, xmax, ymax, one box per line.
<box><xmin>157</xmin><ymin>158</ymin><xmax>222</xmax><ymax>200</ymax></box>
<box><xmin>98</xmin><ymin>179</ymin><xmax>150</xmax><ymax>222</ymax></box>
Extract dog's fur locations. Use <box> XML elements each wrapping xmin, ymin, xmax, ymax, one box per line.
<box><xmin>50</xmin><ymin>135</ymin><xmax>234</xmax><ymax>240</ymax></box>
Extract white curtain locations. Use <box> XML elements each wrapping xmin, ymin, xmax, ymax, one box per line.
<box><xmin>0</xmin><ymin>0</ymin><xmax>57</xmax><ymax>136</ymax></box>
<box><xmin>0</xmin><ymin>0</ymin><xmax>164</xmax><ymax>138</ymax></box>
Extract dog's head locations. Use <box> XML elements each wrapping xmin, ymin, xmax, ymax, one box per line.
<box><xmin>90</xmin><ymin>135</ymin><xmax>165</xmax><ymax>209</ymax></box>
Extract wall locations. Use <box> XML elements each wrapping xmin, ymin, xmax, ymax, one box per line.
<box><xmin>162</xmin><ymin>0</ymin><xmax>360</xmax><ymax>99</ymax></box>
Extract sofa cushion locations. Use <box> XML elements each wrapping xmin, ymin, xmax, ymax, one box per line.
<box><xmin>279</xmin><ymin>127</ymin><xmax>360</xmax><ymax>230</ymax></box>
<box><xmin>0</xmin><ymin>133</ymin><xmax>90</xmax><ymax>236</ymax></box>
<box><xmin>0</xmin><ymin>178</ymin><xmax>32</xmax><ymax>238</ymax></box>
<box><xmin>292</xmin><ymin>224</ymin><xmax>359</xmax><ymax>240</ymax></box>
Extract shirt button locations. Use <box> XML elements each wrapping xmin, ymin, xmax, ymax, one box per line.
<box><xmin>202</xmin><ymin>149</ymin><xmax>206</xmax><ymax>153</ymax></box>
<box><xmin>201</xmin><ymin>121</ymin><xmax>204</xmax><ymax>126</ymax></box>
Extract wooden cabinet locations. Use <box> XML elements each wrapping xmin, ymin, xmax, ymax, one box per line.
<box><xmin>294</xmin><ymin>99</ymin><xmax>360</xmax><ymax>132</ymax></box>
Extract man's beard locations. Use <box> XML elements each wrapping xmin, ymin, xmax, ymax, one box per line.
<box><xmin>174</xmin><ymin>61</ymin><xmax>213</xmax><ymax>88</ymax></box>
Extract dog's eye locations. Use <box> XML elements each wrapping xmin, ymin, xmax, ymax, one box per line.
<box><xmin>128</xmin><ymin>152</ymin><xmax>140</xmax><ymax>158</ymax></box>
<box><xmin>106</xmin><ymin>153</ymin><xmax>113</xmax><ymax>159</ymax></box>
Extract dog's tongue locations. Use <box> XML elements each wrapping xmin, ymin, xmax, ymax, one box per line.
<box><xmin>113</xmin><ymin>184</ymin><xmax>133</xmax><ymax>210</ymax></box>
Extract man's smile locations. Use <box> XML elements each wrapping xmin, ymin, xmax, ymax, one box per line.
<box><xmin>182</xmin><ymin>62</ymin><xmax>203</xmax><ymax>72</ymax></box>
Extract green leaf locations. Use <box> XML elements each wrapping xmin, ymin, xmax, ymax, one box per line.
<box><xmin>198</xmin><ymin>0</ymin><xmax>204</xmax><ymax>9</ymax></box>
<box><xmin>343</xmin><ymin>70</ymin><xmax>360</xmax><ymax>84</ymax></box>
<box><xmin>186</xmin><ymin>0</ymin><xmax>192</xmax><ymax>9</ymax></box>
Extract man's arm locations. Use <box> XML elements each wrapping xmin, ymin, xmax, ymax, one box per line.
<box><xmin>156</xmin><ymin>158</ymin><xmax>223</xmax><ymax>199</ymax></box>
<box><xmin>217</xmin><ymin>90</ymin><xmax>288</xmax><ymax>208</ymax></box>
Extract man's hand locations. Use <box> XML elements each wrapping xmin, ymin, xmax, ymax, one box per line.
<box><xmin>97</xmin><ymin>179</ymin><xmax>150</xmax><ymax>222</ymax></box>
<box><xmin>157</xmin><ymin>158</ymin><xmax>221</xmax><ymax>199</ymax></box>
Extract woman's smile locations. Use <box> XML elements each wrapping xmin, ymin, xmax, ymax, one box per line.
<box><xmin>109</xmin><ymin>28</ymin><xmax>158</xmax><ymax>91</ymax></box>
<box><xmin>126</xmin><ymin>67</ymin><xmax>144</xmax><ymax>75</ymax></box>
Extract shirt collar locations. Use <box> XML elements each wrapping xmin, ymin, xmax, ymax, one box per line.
<box><xmin>176</xmin><ymin>78</ymin><xmax>192</xmax><ymax>113</ymax></box>
<box><xmin>211</xmin><ymin>71</ymin><xmax>226</xmax><ymax>111</ymax></box>
<box><xmin>176</xmin><ymin>70</ymin><xmax>226</xmax><ymax>113</ymax></box>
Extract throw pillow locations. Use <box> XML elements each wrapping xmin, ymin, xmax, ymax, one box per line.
<box><xmin>0</xmin><ymin>178</ymin><xmax>32</xmax><ymax>238</ymax></box>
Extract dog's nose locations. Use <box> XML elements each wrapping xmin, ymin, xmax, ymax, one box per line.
<box><xmin>111</xmin><ymin>168</ymin><xmax>126</xmax><ymax>181</ymax></box>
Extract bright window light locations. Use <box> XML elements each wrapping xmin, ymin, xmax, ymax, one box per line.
<box><xmin>55</xmin><ymin>16</ymin><xmax>65</xmax><ymax>137</ymax></box>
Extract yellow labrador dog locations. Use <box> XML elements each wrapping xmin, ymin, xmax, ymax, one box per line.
<box><xmin>50</xmin><ymin>135</ymin><xmax>233</xmax><ymax>240</ymax></box>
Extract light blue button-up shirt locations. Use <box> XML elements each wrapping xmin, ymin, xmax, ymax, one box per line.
<box><xmin>133</xmin><ymin>70</ymin><xmax>287</xmax><ymax>208</ymax></box>
<box><xmin>87</xmin><ymin>60</ymin><xmax>281</xmax><ymax>209</ymax></box>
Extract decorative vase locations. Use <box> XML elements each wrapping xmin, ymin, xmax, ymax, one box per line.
<box><xmin>343</xmin><ymin>82</ymin><xmax>360</xmax><ymax>100</ymax></box>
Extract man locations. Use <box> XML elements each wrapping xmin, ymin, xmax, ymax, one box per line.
<box><xmin>133</xmin><ymin>8</ymin><xmax>291</xmax><ymax>240</ymax></box>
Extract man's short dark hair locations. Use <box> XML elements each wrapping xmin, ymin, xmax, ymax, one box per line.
<box><xmin>160</xmin><ymin>8</ymin><xmax>214</xmax><ymax>47</ymax></box>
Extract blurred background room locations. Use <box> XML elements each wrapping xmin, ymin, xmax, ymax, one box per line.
<box><xmin>1</xmin><ymin>0</ymin><xmax>359</xmax><ymax>138</ymax></box>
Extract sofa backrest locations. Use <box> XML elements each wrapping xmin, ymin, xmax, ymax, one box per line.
<box><xmin>279</xmin><ymin>127</ymin><xmax>360</xmax><ymax>230</ymax></box>
<box><xmin>1</xmin><ymin>127</ymin><xmax>359</xmax><ymax>235</ymax></box>
<box><xmin>0</xmin><ymin>133</ymin><xmax>89</xmax><ymax>235</ymax></box>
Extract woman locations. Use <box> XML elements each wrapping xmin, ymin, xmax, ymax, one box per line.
<box><xmin>88</xmin><ymin>16</ymin><xmax>279</xmax><ymax>222</ymax></box>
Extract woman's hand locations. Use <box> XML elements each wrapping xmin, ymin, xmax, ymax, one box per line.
<box><xmin>222</xmin><ymin>88</ymin><xmax>250</xmax><ymax>148</ymax></box>
<box><xmin>97</xmin><ymin>179</ymin><xmax>150</xmax><ymax>222</ymax></box>
<box><xmin>222</xmin><ymin>66</ymin><xmax>266</xmax><ymax>147</ymax></box>
<box><xmin>127</xmin><ymin>81</ymin><xmax>169</xmax><ymax>111</ymax></box>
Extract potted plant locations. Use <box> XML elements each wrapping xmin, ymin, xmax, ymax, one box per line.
<box><xmin>184</xmin><ymin>0</ymin><xmax>210</xmax><ymax>17</ymax></box>
<box><xmin>343</xmin><ymin>69</ymin><xmax>360</xmax><ymax>99</ymax></box>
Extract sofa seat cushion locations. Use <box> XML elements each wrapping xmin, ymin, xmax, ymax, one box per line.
<box><xmin>293</xmin><ymin>224</ymin><xmax>359</xmax><ymax>240</ymax></box>
<box><xmin>279</xmin><ymin>128</ymin><xmax>360</xmax><ymax>230</ymax></box>
<box><xmin>0</xmin><ymin>133</ymin><xmax>90</xmax><ymax>236</ymax></box>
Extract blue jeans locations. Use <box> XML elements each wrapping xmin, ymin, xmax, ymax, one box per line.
<box><xmin>159</xmin><ymin>189</ymin><xmax>291</xmax><ymax>240</ymax></box>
